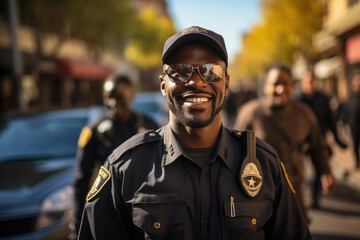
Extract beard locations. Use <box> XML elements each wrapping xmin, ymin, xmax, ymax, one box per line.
<box><xmin>168</xmin><ymin>92</ymin><xmax>223</xmax><ymax>128</ymax></box>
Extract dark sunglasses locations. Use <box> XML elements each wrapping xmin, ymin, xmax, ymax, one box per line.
<box><xmin>164</xmin><ymin>63</ymin><xmax>224</xmax><ymax>83</ymax></box>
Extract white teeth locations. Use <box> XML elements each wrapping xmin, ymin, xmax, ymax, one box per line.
<box><xmin>185</xmin><ymin>97</ymin><xmax>209</xmax><ymax>103</ymax></box>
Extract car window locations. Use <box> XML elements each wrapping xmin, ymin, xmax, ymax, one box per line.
<box><xmin>132</xmin><ymin>92</ymin><xmax>169</xmax><ymax>126</ymax></box>
<box><xmin>0</xmin><ymin>116</ymin><xmax>87</xmax><ymax>161</ymax></box>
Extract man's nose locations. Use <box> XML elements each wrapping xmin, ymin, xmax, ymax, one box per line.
<box><xmin>275</xmin><ymin>85</ymin><xmax>284</xmax><ymax>94</ymax></box>
<box><xmin>185</xmin><ymin>70</ymin><xmax>207</xmax><ymax>87</ymax></box>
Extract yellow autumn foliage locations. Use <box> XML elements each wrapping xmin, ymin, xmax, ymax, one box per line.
<box><xmin>125</xmin><ymin>7</ymin><xmax>177</xmax><ymax>69</ymax></box>
<box><xmin>230</xmin><ymin>0</ymin><xmax>323</xmax><ymax>81</ymax></box>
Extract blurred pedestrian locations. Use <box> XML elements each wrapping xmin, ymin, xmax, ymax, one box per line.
<box><xmin>69</xmin><ymin>75</ymin><xmax>159</xmax><ymax>238</ymax></box>
<box><xmin>343</xmin><ymin>70</ymin><xmax>360</xmax><ymax>169</ymax></box>
<box><xmin>295</xmin><ymin>69</ymin><xmax>347</xmax><ymax>209</ymax></box>
<box><xmin>78</xmin><ymin>26</ymin><xmax>310</xmax><ymax>239</ymax></box>
<box><xmin>234</xmin><ymin>64</ymin><xmax>334</xmax><ymax>223</ymax></box>
<box><xmin>223</xmin><ymin>85</ymin><xmax>257</xmax><ymax>127</ymax></box>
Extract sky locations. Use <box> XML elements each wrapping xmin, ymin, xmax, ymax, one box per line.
<box><xmin>166</xmin><ymin>0</ymin><xmax>261</xmax><ymax>63</ymax></box>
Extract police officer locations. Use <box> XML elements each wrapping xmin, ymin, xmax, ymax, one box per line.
<box><xmin>78</xmin><ymin>26</ymin><xmax>310</xmax><ymax>239</ymax></box>
<box><xmin>71</xmin><ymin>75</ymin><xmax>159</xmax><ymax>236</ymax></box>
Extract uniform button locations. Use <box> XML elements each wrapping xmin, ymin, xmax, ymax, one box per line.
<box><xmin>251</xmin><ymin>218</ymin><xmax>257</xmax><ymax>225</ymax></box>
<box><xmin>149</xmin><ymin>132</ymin><xmax>156</xmax><ymax>137</ymax></box>
<box><xmin>236</xmin><ymin>131</ymin><xmax>241</xmax><ymax>136</ymax></box>
<box><xmin>154</xmin><ymin>222</ymin><xmax>161</xmax><ymax>229</ymax></box>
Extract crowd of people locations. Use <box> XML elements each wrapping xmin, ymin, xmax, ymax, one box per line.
<box><xmin>69</xmin><ymin>26</ymin><xmax>360</xmax><ymax>240</ymax></box>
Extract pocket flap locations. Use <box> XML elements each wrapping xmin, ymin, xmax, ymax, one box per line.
<box><xmin>133</xmin><ymin>193</ymin><xmax>186</xmax><ymax>234</ymax></box>
<box><xmin>224</xmin><ymin>199</ymin><xmax>272</xmax><ymax>227</ymax></box>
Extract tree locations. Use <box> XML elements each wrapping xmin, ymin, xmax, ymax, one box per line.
<box><xmin>230</xmin><ymin>0</ymin><xmax>323</xmax><ymax>81</ymax></box>
<box><xmin>18</xmin><ymin>0</ymin><xmax>136</xmax><ymax>59</ymax></box>
<box><xmin>124</xmin><ymin>6</ymin><xmax>177</xmax><ymax>69</ymax></box>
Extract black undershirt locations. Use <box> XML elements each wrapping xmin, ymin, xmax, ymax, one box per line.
<box><xmin>183</xmin><ymin>147</ymin><xmax>215</xmax><ymax>169</ymax></box>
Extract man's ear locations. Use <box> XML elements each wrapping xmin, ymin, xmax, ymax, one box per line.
<box><xmin>159</xmin><ymin>74</ymin><xmax>166</xmax><ymax>96</ymax></box>
<box><xmin>225</xmin><ymin>73</ymin><xmax>230</xmax><ymax>96</ymax></box>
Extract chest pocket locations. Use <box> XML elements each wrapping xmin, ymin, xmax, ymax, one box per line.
<box><xmin>132</xmin><ymin>193</ymin><xmax>186</xmax><ymax>240</ymax></box>
<box><xmin>223</xmin><ymin>199</ymin><xmax>272</xmax><ymax>239</ymax></box>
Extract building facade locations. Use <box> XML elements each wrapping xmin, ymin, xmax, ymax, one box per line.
<box><xmin>0</xmin><ymin>0</ymin><xmax>169</xmax><ymax>114</ymax></box>
<box><xmin>313</xmin><ymin>0</ymin><xmax>360</xmax><ymax>102</ymax></box>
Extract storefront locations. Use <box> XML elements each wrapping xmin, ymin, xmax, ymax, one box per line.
<box><xmin>0</xmin><ymin>54</ymin><xmax>115</xmax><ymax>113</ymax></box>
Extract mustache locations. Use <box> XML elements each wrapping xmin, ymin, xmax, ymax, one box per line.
<box><xmin>178</xmin><ymin>89</ymin><xmax>213</xmax><ymax>98</ymax></box>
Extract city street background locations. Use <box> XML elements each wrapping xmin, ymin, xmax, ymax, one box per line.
<box><xmin>306</xmin><ymin>131</ymin><xmax>360</xmax><ymax>240</ymax></box>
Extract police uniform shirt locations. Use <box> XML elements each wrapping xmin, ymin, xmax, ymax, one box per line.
<box><xmin>73</xmin><ymin>110</ymin><xmax>159</xmax><ymax>224</ymax></box>
<box><xmin>78</xmin><ymin>124</ymin><xmax>310</xmax><ymax>240</ymax></box>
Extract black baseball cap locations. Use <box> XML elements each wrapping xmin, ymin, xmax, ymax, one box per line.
<box><xmin>161</xmin><ymin>26</ymin><xmax>228</xmax><ymax>66</ymax></box>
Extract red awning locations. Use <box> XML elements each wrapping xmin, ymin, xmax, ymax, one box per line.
<box><xmin>346</xmin><ymin>33</ymin><xmax>360</xmax><ymax>64</ymax></box>
<box><xmin>53</xmin><ymin>57</ymin><xmax>115</xmax><ymax>80</ymax></box>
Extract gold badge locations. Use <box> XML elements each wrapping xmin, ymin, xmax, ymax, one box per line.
<box><xmin>78</xmin><ymin>127</ymin><xmax>92</xmax><ymax>148</ymax></box>
<box><xmin>238</xmin><ymin>130</ymin><xmax>263</xmax><ymax>198</ymax></box>
<box><xmin>241</xmin><ymin>163</ymin><xmax>263</xmax><ymax>197</ymax></box>
<box><xmin>86</xmin><ymin>166</ymin><xmax>111</xmax><ymax>201</ymax></box>
<box><xmin>281</xmin><ymin>162</ymin><xmax>296</xmax><ymax>194</ymax></box>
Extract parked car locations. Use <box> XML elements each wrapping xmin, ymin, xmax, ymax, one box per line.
<box><xmin>0</xmin><ymin>106</ymin><xmax>106</xmax><ymax>240</ymax></box>
<box><xmin>132</xmin><ymin>91</ymin><xmax>169</xmax><ymax>127</ymax></box>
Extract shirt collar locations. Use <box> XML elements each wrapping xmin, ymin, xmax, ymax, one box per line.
<box><xmin>162</xmin><ymin>124</ymin><xmax>184</xmax><ymax>167</ymax></box>
<box><xmin>162</xmin><ymin>124</ymin><xmax>234</xmax><ymax>170</ymax></box>
<box><xmin>216</xmin><ymin>126</ymin><xmax>234</xmax><ymax>170</ymax></box>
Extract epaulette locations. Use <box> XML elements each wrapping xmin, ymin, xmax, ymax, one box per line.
<box><xmin>107</xmin><ymin>130</ymin><xmax>161</xmax><ymax>164</ymax></box>
<box><xmin>231</xmin><ymin>129</ymin><xmax>278</xmax><ymax>159</ymax></box>
<box><xmin>255</xmin><ymin>137</ymin><xmax>278</xmax><ymax>159</ymax></box>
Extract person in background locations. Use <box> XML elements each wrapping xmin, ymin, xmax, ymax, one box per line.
<box><xmin>343</xmin><ymin>70</ymin><xmax>360</xmax><ymax>169</ymax></box>
<box><xmin>234</xmin><ymin>64</ymin><xmax>334</xmax><ymax>223</ymax></box>
<box><xmin>78</xmin><ymin>26</ymin><xmax>310</xmax><ymax>239</ymax></box>
<box><xmin>223</xmin><ymin>85</ymin><xmax>258</xmax><ymax>128</ymax></box>
<box><xmin>295</xmin><ymin>69</ymin><xmax>347</xmax><ymax>209</ymax></box>
<box><xmin>69</xmin><ymin>75</ymin><xmax>159</xmax><ymax>238</ymax></box>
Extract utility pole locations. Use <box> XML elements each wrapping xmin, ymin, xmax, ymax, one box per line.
<box><xmin>8</xmin><ymin>0</ymin><xmax>25</xmax><ymax>112</ymax></box>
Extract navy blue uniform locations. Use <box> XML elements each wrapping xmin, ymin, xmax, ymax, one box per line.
<box><xmin>73</xmin><ymin>111</ymin><xmax>159</xmax><ymax>225</ymax></box>
<box><xmin>78</xmin><ymin>124</ymin><xmax>310</xmax><ymax>240</ymax></box>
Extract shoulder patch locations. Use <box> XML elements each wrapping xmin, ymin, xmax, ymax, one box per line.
<box><xmin>86</xmin><ymin>166</ymin><xmax>111</xmax><ymax>201</ymax></box>
<box><xmin>78</xmin><ymin>126</ymin><xmax>92</xmax><ymax>148</ymax></box>
<box><xmin>280</xmin><ymin>162</ymin><xmax>296</xmax><ymax>194</ymax></box>
<box><xmin>108</xmin><ymin>130</ymin><xmax>161</xmax><ymax>164</ymax></box>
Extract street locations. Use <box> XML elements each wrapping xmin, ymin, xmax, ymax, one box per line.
<box><xmin>304</xmin><ymin>156</ymin><xmax>360</xmax><ymax>240</ymax></box>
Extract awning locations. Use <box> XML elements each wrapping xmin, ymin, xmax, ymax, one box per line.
<box><xmin>53</xmin><ymin>57</ymin><xmax>115</xmax><ymax>80</ymax></box>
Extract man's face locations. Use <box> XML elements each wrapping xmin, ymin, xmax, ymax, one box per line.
<box><xmin>352</xmin><ymin>73</ymin><xmax>360</xmax><ymax>94</ymax></box>
<box><xmin>263</xmin><ymin>68</ymin><xmax>293</xmax><ymax>108</ymax></box>
<box><xmin>112</xmin><ymin>82</ymin><xmax>134</xmax><ymax>118</ymax></box>
<box><xmin>159</xmin><ymin>42</ymin><xmax>229</xmax><ymax>128</ymax></box>
<box><xmin>301</xmin><ymin>72</ymin><xmax>316</xmax><ymax>96</ymax></box>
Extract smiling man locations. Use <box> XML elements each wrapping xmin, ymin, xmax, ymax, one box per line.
<box><xmin>78</xmin><ymin>27</ymin><xmax>310</xmax><ymax>240</ymax></box>
<box><xmin>234</xmin><ymin>64</ymin><xmax>334</xmax><ymax>223</ymax></box>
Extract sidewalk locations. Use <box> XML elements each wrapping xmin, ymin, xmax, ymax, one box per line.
<box><xmin>327</xmin><ymin>132</ymin><xmax>360</xmax><ymax>193</ymax></box>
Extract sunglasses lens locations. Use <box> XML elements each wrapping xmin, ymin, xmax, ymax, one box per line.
<box><xmin>165</xmin><ymin>64</ymin><xmax>193</xmax><ymax>82</ymax></box>
<box><xmin>165</xmin><ymin>64</ymin><xmax>224</xmax><ymax>83</ymax></box>
<box><xmin>200</xmin><ymin>64</ymin><xmax>223</xmax><ymax>82</ymax></box>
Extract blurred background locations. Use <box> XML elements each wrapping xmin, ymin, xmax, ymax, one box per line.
<box><xmin>0</xmin><ymin>0</ymin><xmax>359</xmax><ymax>113</ymax></box>
<box><xmin>0</xmin><ymin>0</ymin><xmax>360</xmax><ymax>239</ymax></box>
